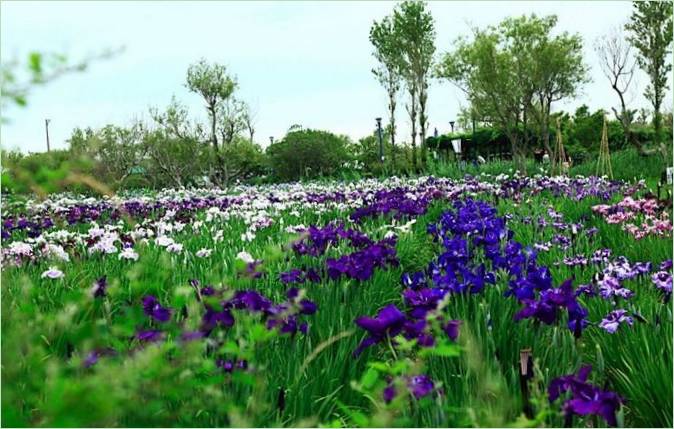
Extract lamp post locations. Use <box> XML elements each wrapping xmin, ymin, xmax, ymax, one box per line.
<box><xmin>375</xmin><ymin>117</ymin><xmax>384</xmax><ymax>163</ymax></box>
<box><xmin>45</xmin><ymin>119</ymin><xmax>51</xmax><ymax>152</ymax></box>
<box><xmin>269</xmin><ymin>136</ymin><xmax>274</xmax><ymax>145</ymax></box>
<box><xmin>449</xmin><ymin>120</ymin><xmax>455</xmax><ymax>133</ymax></box>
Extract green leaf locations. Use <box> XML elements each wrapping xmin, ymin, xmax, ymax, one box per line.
<box><xmin>360</xmin><ymin>367</ymin><xmax>379</xmax><ymax>390</ymax></box>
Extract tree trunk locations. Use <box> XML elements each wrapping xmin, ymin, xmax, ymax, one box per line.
<box><xmin>408</xmin><ymin>86</ymin><xmax>418</xmax><ymax>171</ymax></box>
<box><xmin>541</xmin><ymin>102</ymin><xmax>552</xmax><ymax>157</ymax></box>
<box><xmin>388</xmin><ymin>89</ymin><xmax>396</xmax><ymax>169</ymax></box>
<box><xmin>419</xmin><ymin>81</ymin><xmax>428</xmax><ymax>170</ymax></box>
<box><xmin>208</xmin><ymin>104</ymin><xmax>225</xmax><ymax>186</ymax></box>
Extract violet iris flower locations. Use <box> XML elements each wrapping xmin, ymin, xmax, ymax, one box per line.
<box><xmin>354</xmin><ymin>304</ymin><xmax>406</xmax><ymax>356</ymax></box>
<box><xmin>383</xmin><ymin>374</ymin><xmax>436</xmax><ymax>403</ymax></box>
<box><xmin>142</xmin><ymin>295</ymin><xmax>172</xmax><ymax>322</ymax></box>
<box><xmin>549</xmin><ymin>365</ymin><xmax>624</xmax><ymax>426</ymax></box>
<box><xmin>599</xmin><ymin>309</ymin><xmax>634</xmax><ymax>334</ymax></box>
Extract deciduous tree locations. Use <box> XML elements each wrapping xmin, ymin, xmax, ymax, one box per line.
<box><xmin>370</xmin><ymin>15</ymin><xmax>402</xmax><ymax>167</ymax></box>
<box><xmin>393</xmin><ymin>0</ymin><xmax>436</xmax><ymax>170</ymax></box>
<box><xmin>626</xmin><ymin>0</ymin><xmax>673</xmax><ymax>153</ymax></box>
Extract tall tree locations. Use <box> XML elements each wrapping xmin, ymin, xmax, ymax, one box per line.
<box><xmin>241</xmin><ymin>101</ymin><xmax>257</xmax><ymax>143</ymax></box>
<box><xmin>186</xmin><ymin>59</ymin><xmax>237</xmax><ymax>184</ymax></box>
<box><xmin>370</xmin><ymin>15</ymin><xmax>402</xmax><ymax>167</ymax></box>
<box><xmin>626</xmin><ymin>0</ymin><xmax>673</xmax><ymax>153</ymax></box>
<box><xmin>438</xmin><ymin>14</ymin><xmax>587</xmax><ymax>173</ymax></box>
<box><xmin>529</xmin><ymin>16</ymin><xmax>588</xmax><ymax>159</ymax></box>
<box><xmin>393</xmin><ymin>0</ymin><xmax>436</xmax><ymax>171</ymax></box>
<box><xmin>595</xmin><ymin>27</ymin><xmax>638</xmax><ymax>151</ymax></box>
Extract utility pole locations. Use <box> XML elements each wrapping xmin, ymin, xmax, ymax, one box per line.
<box><xmin>45</xmin><ymin>119</ymin><xmax>51</xmax><ymax>152</ymax></box>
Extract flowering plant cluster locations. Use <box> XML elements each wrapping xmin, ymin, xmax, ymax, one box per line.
<box><xmin>548</xmin><ymin>365</ymin><xmax>624</xmax><ymax>426</ymax></box>
<box><xmin>1</xmin><ymin>172</ymin><xmax>670</xmax><ymax>428</ymax></box>
<box><xmin>592</xmin><ymin>196</ymin><xmax>672</xmax><ymax>239</ymax></box>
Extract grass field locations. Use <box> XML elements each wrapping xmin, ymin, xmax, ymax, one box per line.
<box><xmin>1</xmin><ymin>171</ymin><xmax>672</xmax><ymax>427</ymax></box>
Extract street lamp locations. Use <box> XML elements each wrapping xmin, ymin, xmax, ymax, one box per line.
<box><xmin>449</xmin><ymin>120</ymin><xmax>455</xmax><ymax>133</ymax></box>
<box><xmin>269</xmin><ymin>136</ymin><xmax>274</xmax><ymax>145</ymax></box>
<box><xmin>45</xmin><ymin>119</ymin><xmax>51</xmax><ymax>152</ymax></box>
<box><xmin>375</xmin><ymin>117</ymin><xmax>384</xmax><ymax>163</ymax></box>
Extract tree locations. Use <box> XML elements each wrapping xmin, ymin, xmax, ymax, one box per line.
<box><xmin>370</xmin><ymin>15</ymin><xmax>402</xmax><ymax>167</ymax></box>
<box><xmin>267</xmin><ymin>129</ymin><xmax>350</xmax><ymax>181</ymax></box>
<box><xmin>185</xmin><ymin>59</ymin><xmax>237</xmax><ymax>184</ymax></box>
<box><xmin>241</xmin><ymin>102</ymin><xmax>257</xmax><ymax>143</ymax></box>
<box><xmin>393</xmin><ymin>0</ymin><xmax>436</xmax><ymax>170</ymax></box>
<box><xmin>144</xmin><ymin>129</ymin><xmax>209</xmax><ymax>188</ymax></box>
<box><xmin>437</xmin><ymin>14</ymin><xmax>586</xmax><ymax>173</ymax></box>
<box><xmin>626</xmin><ymin>0</ymin><xmax>673</xmax><ymax>153</ymax></box>
<box><xmin>149</xmin><ymin>96</ymin><xmax>205</xmax><ymax>143</ymax></box>
<box><xmin>437</xmin><ymin>18</ymin><xmax>528</xmax><ymax>172</ymax></box>
<box><xmin>595</xmin><ymin>27</ymin><xmax>638</xmax><ymax>151</ymax></box>
<box><xmin>96</xmin><ymin>122</ymin><xmax>148</xmax><ymax>187</ymax></box>
<box><xmin>530</xmin><ymin>16</ymin><xmax>588</xmax><ymax>158</ymax></box>
<box><xmin>148</xmin><ymin>99</ymin><xmax>210</xmax><ymax>188</ymax></box>
<box><xmin>218</xmin><ymin>97</ymin><xmax>247</xmax><ymax>147</ymax></box>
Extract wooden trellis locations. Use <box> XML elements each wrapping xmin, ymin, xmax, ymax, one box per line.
<box><xmin>551</xmin><ymin>117</ymin><xmax>567</xmax><ymax>176</ymax></box>
<box><xmin>596</xmin><ymin>116</ymin><xmax>613</xmax><ymax>179</ymax></box>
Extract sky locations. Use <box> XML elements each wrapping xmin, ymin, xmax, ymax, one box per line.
<box><xmin>0</xmin><ymin>0</ymin><xmax>663</xmax><ymax>153</ymax></box>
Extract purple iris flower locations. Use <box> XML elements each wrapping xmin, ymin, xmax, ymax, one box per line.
<box><xmin>180</xmin><ymin>330</ymin><xmax>204</xmax><ymax>342</ymax></box>
<box><xmin>514</xmin><ymin>278</ymin><xmax>588</xmax><ymax>333</ymax></box>
<box><xmin>230</xmin><ymin>290</ymin><xmax>272</xmax><ymax>312</ymax></box>
<box><xmin>401</xmin><ymin>272</ymin><xmax>427</xmax><ymax>290</ymax></box>
<box><xmin>652</xmin><ymin>271</ymin><xmax>673</xmax><ymax>296</ymax></box>
<box><xmin>83</xmin><ymin>351</ymin><xmax>100</xmax><ymax>368</ymax></box>
<box><xmin>383</xmin><ymin>374</ymin><xmax>436</xmax><ymax>403</ymax></box>
<box><xmin>280</xmin><ymin>269</ymin><xmax>305</xmax><ymax>284</ymax></box>
<box><xmin>142</xmin><ymin>295</ymin><xmax>172</xmax><ymax>323</ymax></box>
<box><xmin>598</xmin><ymin>276</ymin><xmax>634</xmax><ymax>300</ymax></box>
<box><xmin>402</xmin><ymin>287</ymin><xmax>448</xmax><ymax>319</ymax></box>
<box><xmin>599</xmin><ymin>309</ymin><xmax>634</xmax><ymax>334</ymax></box>
<box><xmin>443</xmin><ymin>319</ymin><xmax>461</xmax><ymax>341</ymax></box>
<box><xmin>407</xmin><ymin>375</ymin><xmax>435</xmax><ymax>399</ymax></box>
<box><xmin>354</xmin><ymin>304</ymin><xmax>406</xmax><ymax>356</ymax></box>
<box><xmin>549</xmin><ymin>365</ymin><xmax>624</xmax><ymax>427</ymax></box>
<box><xmin>91</xmin><ymin>276</ymin><xmax>108</xmax><ymax>298</ymax></box>
<box><xmin>201</xmin><ymin>307</ymin><xmax>235</xmax><ymax>335</ymax></box>
<box><xmin>136</xmin><ymin>329</ymin><xmax>164</xmax><ymax>342</ymax></box>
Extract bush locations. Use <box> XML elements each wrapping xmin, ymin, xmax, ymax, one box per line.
<box><xmin>266</xmin><ymin>129</ymin><xmax>350</xmax><ymax>181</ymax></box>
<box><xmin>1</xmin><ymin>149</ymin><xmax>98</xmax><ymax>195</ymax></box>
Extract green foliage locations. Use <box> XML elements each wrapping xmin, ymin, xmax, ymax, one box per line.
<box><xmin>626</xmin><ymin>0</ymin><xmax>673</xmax><ymax>147</ymax></box>
<box><xmin>1</xmin><ymin>149</ymin><xmax>97</xmax><ymax>195</ymax></box>
<box><xmin>267</xmin><ymin>129</ymin><xmax>351</xmax><ymax>181</ymax></box>
<box><xmin>389</xmin><ymin>0</ymin><xmax>437</xmax><ymax>170</ymax></box>
<box><xmin>0</xmin><ymin>48</ymin><xmax>121</xmax><ymax>121</ymax></box>
<box><xmin>186</xmin><ymin>59</ymin><xmax>237</xmax><ymax>110</ymax></box>
<box><xmin>570</xmin><ymin>146</ymin><xmax>672</xmax><ymax>183</ymax></box>
<box><xmin>437</xmin><ymin>14</ymin><xmax>589</xmax><ymax>172</ymax></box>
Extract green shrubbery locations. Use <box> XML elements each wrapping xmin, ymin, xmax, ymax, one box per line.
<box><xmin>425</xmin><ymin>105</ymin><xmax>673</xmax><ymax>165</ymax></box>
<box><xmin>266</xmin><ymin>129</ymin><xmax>350</xmax><ymax>182</ymax></box>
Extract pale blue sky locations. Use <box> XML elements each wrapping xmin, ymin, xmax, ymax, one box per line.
<box><xmin>1</xmin><ymin>0</ymin><xmax>663</xmax><ymax>153</ymax></box>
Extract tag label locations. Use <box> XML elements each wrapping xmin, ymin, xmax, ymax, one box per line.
<box><xmin>451</xmin><ymin>139</ymin><xmax>462</xmax><ymax>154</ymax></box>
<box><xmin>667</xmin><ymin>167</ymin><xmax>673</xmax><ymax>185</ymax></box>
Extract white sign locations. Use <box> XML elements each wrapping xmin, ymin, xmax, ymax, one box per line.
<box><xmin>667</xmin><ymin>167</ymin><xmax>673</xmax><ymax>185</ymax></box>
<box><xmin>451</xmin><ymin>139</ymin><xmax>462</xmax><ymax>154</ymax></box>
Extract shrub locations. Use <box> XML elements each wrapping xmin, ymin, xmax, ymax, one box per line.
<box><xmin>267</xmin><ymin>129</ymin><xmax>350</xmax><ymax>181</ymax></box>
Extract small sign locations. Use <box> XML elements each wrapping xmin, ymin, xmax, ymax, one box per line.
<box><xmin>667</xmin><ymin>167</ymin><xmax>673</xmax><ymax>185</ymax></box>
<box><xmin>451</xmin><ymin>139</ymin><xmax>462</xmax><ymax>154</ymax></box>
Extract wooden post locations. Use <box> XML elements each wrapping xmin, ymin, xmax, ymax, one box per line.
<box><xmin>519</xmin><ymin>348</ymin><xmax>534</xmax><ymax>418</ymax></box>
